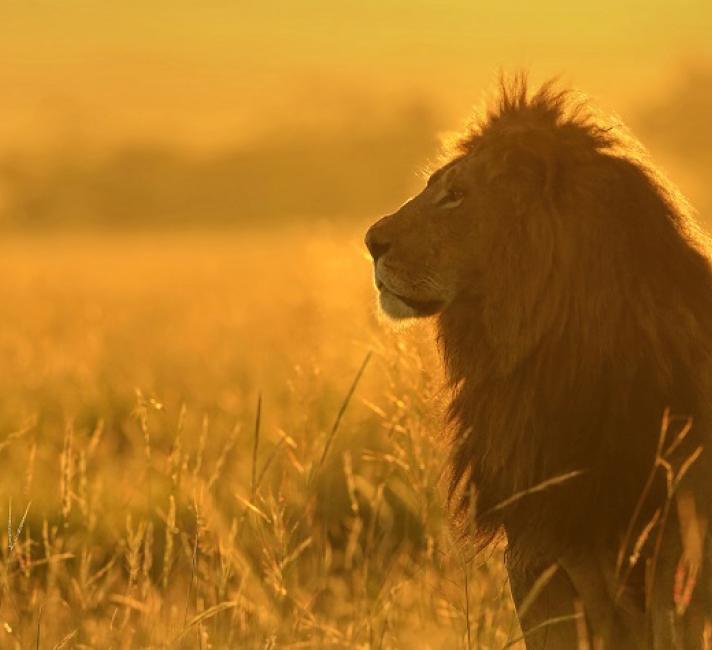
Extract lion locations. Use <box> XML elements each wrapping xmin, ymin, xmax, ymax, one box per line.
<box><xmin>365</xmin><ymin>76</ymin><xmax>712</xmax><ymax>648</ymax></box>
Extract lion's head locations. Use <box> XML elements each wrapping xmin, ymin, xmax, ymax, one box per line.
<box><xmin>366</xmin><ymin>78</ymin><xmax>640</xmax><ymax>324</ymax></box>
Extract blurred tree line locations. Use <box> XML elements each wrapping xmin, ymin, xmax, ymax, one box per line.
<box><xmin>0</xmin><ymin>101</ymin><xmax>439</xmax><ymax>229</ymax></box>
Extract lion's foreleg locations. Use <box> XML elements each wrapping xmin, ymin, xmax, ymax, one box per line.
<box><xmin>560</xmin><ymin>551</ymin><xmax>647</xmax><ymax>650</ymax></box>
<box><xmin>507</xmin><ymin>558</ymin><xmax>584</xmax><ymax>649</ymax></box>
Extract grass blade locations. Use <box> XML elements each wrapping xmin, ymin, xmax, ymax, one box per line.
<box><xmin>318</xmin><ymin>352</ymin><xmax>372</xmax><ymax>469</ymax></box>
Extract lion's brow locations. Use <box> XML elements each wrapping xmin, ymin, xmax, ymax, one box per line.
<box><xmin>427</xmin><ymin>159</ymin><xmax>460</xmax><ymax>187</ymax></box>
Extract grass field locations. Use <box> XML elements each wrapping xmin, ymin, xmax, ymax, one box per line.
<box><xmin>0</xmin><ymin>226</ymin><xmax>520</xmax><ymax>649</ymax></box>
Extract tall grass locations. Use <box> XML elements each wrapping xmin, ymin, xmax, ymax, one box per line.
<box><xmin>0</xmin><ymin>226</ymin><xmax>519</xmax><ymax>648</ymax></box>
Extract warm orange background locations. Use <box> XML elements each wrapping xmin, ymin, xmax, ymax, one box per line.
<box><xmin>2</xmin><ymin>1</ymin><xmax>710</xmax><ymax>147</ymax></box>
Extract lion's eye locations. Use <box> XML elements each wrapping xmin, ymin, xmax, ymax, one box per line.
<box><xmin>437</xmin><ymin>187</ymin><xmax>465</xmax><ymax>207</ymax></box>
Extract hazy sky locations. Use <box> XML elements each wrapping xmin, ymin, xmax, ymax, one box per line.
<box><xmin>2</xmin><ymin>1</ymin><xmax>711</xmax><ymax>151</ymax></box>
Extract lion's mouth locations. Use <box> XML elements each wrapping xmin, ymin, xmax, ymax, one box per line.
<box><xmin>376</xmin><ymin>280</ymin><xmax>444</xmax><ymax>316</ymax></box>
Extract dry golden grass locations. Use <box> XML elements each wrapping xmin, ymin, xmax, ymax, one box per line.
<box><xmin>0</xmin><ymin>226</ymin><xmax>520</xmax><ymax>649</ymax></box>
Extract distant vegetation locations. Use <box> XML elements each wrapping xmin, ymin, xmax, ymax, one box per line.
<box><xmin>0</xmin><ymin>102</ymin><xmax>439</xmax><ymax>229</ymax></box>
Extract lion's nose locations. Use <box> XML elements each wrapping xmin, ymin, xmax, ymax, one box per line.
<box><xmin>365</xmin><ymin>223</ymin><xmax>391</xmax><ymax>261</ymax></box>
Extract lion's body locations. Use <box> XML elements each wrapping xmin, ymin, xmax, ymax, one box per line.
<box><xmin>438</xmin><ymin>81</ymin><xmax>712</xmax><ymax>597</ymax></box>
<box><xmin>366</xmin><ymin>77</ymin><xmax>712</xmax><ymax>646</ymax></box>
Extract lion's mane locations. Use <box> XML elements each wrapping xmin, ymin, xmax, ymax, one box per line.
<box><xmin>439</xmin><ymin>76</ymin><xmax>712</xmax><ymax>564</ymax></box>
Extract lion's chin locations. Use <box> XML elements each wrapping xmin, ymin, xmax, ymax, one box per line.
<box><xmin>378</xmin><ymin>288</ymin><xmax>443</xmax><ymax>320</ymax></box>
